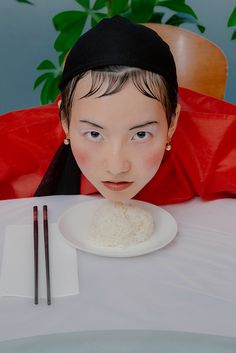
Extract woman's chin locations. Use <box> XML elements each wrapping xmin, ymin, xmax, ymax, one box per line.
<box><xmin>102</xmin><ymin>194</ymin><xmax>132</xmax><ymax>203</ymax></box>
<box><xmin>99</xmin><ymin>189</ymin><xmax>135</xmax><ymax>203</ymax></box>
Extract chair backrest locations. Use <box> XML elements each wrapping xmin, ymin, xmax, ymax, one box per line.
<box><xmin>144</xmin><ymin>23</ymin><xmax>228</xmax><ymax>99</ymax></box>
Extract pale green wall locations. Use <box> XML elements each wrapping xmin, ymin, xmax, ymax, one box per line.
<box><xmin>0</xmin><ymin>0</ymin><xmax>235</xmax><ymax>114</ymax></box>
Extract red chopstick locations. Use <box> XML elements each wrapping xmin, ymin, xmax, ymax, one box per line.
<box><xmin>43</xmin><ymin>205</ymin><xmax>51</xmax><ymax>305</ymax></box>
<box><xmin>33</xmin><ymin>206</ymin><xmax>38</xmax><ymax>305</ymax></box>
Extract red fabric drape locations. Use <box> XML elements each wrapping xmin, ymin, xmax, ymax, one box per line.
<box><xmin>1</xmin><ymin>87</ymin><xmax>236</xmax><ymax>204</ymax></box>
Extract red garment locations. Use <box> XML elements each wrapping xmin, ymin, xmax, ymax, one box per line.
<box><xmin>1</xmin><ymin>87</ymin><xmax>236</xmax><ymax>204</ymax></box>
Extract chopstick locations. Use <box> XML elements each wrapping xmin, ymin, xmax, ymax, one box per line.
<box><xmin>32</xmin><ymin>205</ymin><xmax>52</xmax><ymax>305</ymax></box>
<box><xmin>33</xmin><ymin>206</ymin><xmax>38</xmax><ymax>305</ymax></box>
<box><xmin>43</xmin><ymin>205</ymin><xmax>51</xmax><ymax>305</ymax></box>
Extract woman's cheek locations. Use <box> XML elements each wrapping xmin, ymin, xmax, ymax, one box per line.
<box><xmin>71</xmin><ymin>146</ymin><xmax>90</xmax><ymax>168</ymax></box>
<box><xmin>143</xmin><ymin>150</ymin><xmax>165</xmax><ymax>171</ymax></box>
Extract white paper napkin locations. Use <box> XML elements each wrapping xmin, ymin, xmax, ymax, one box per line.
<box><xmin>0</xmin><ymin>223</ymin><xmax>79</xmax><ymax>298</ymax></box>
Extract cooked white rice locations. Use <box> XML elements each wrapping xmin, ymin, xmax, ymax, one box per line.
<box><xmin>88</xmin><ymin>201</ymin><xmax>154</xmax><ymax>248</ymax></box>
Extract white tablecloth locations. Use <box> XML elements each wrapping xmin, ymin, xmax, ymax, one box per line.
<box><xmin>0</xmin><ymin>195</ymin><xmax>235</xmax><ymax>341</ymax></box>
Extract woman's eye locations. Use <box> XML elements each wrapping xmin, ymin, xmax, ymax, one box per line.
<box><xmin>132</xmin><ymin>131</ymin><xmax>151</xmax><ymax>141</ymax></box>
<box><xmin>85</xmin><ymin>131</ymin><xmax>103</xmax><ymax>141</ymax></box>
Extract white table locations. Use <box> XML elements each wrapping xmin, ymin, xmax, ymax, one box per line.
<box><xmin>0</xmin><ymin>195</ymin><xmax>235</xmax><ymax>342</ymax></box>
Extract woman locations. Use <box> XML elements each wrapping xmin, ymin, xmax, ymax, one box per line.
<box><xmin>35</xmin><ymin>15</ymin><xmax>180</xmax><ymax>202</ymax></box>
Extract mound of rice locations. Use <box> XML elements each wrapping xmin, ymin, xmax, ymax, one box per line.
<box><xmin>88</xmin><ymin>201</ymin><xmax>154</xmax><ymax>248</ymax></box>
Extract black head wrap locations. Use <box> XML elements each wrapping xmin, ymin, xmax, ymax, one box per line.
<box><xmin>59</xmin><ymin>15</ymin><xmax>178</xmax><ymax>92</ymax></box>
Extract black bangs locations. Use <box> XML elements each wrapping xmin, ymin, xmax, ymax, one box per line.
<box><xmin>81</xmin><ymin>66</ymin><xmax>163</xmax><ymax>101</ymax></box>
<box><xmin>60</xmin><ymin>66</ymin><xmax>177</xmax><ymax>126</ymax></box>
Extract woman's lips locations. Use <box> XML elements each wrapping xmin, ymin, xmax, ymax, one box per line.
<box><xmin>102</xmin><ymin>181</ymin><xmax>133</xmax><ymax>191</ymax></box>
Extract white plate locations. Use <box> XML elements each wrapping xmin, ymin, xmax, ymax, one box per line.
<box><xmin>58</xmin><ymin>199</ymin><xmax>177</xmax><ymax>257</ymax></box>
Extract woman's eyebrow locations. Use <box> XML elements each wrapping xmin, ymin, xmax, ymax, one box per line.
<box><xmin>79</xmin><ymin>119</ymin><xmax>158</xmax><ymax>130</ymax></box>
<box><xmin>79</xmin><ymin>119</ymin><xmax>103</xmax><ymax>129</ymax></box>
<box><xmin>129</xmin><ymin>121</ymin><xmax>158</xmax><ymax>130</ymax></box>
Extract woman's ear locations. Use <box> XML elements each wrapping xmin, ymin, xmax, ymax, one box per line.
<box><xmin>58</xmin><ymin>101</ymin><xmax>70</xmax><ymax>137</ymax></box>
<box><xmin>167</xmin><ymin>103</ymin><xmax>181</xmax><ymax>140</ymax></box>
<box><xmin>61</xmin><ymin>117</ymin><xmax>69</xmax><ymax>136</ymax></box>
<box><xmin>57</xmin><ymin>99</ymin><xmax>62</xmax><ymax>109</ymax></box>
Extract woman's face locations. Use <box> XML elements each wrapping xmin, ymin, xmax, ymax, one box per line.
<box><xmin>63</xmin><ymin>73</ymin><xmax>179</xmax><ymax>202</ymax></box>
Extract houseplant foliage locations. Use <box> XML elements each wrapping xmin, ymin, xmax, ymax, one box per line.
<box><xmin>227</xmin><ymin>6</ymin><xmax>236</xmax><ymax>40</ymax></box>
<box><xmin>16</xmin><ymin>0</ymin><xmax>204</xmax><ymax>104</ymax></box>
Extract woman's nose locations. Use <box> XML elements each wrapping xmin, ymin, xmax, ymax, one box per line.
<box><xmin>104</xmin><ymin>145</ymin><xmax>131</xmax><ymax>176</ymax></box>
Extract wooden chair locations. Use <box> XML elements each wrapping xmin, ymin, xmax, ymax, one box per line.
<box><xmin>144</xmin><ymin>23</ymin><xmax>228</xmax><ymax>99</ymax></box>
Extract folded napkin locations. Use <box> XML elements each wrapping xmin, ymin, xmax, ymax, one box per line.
<box><xmin>0</xmin><ymin>223</ymin><xmax>79</xmax><ymax>298</ymax></box>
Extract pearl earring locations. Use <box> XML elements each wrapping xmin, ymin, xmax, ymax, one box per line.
<box><xmin>64</xmin><ymin>138</ymin><xmax>70</xmax><ymax>145</ymax></box>
<box><xmin>166</xmin><ymin>142</ymin><xmax>171</xmax><ymax>151</ymax></box>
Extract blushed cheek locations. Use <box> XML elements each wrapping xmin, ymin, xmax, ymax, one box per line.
<box><xmin>143</xmin><ymin>150</ymin><xmax>165</xmax><ymax>171</ymax></box>
<box><xmin>71</xmin><ymin>147</ymin><xmax>90</xmax><ymax>168</ymax></box>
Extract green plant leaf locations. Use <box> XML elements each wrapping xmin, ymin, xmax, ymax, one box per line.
<box><xmin>227</xmin><ymin>7</ymin><xmax>236</xmax><ymax>27</ymax></box>
<box><xmin>40</xmin><ymin>76</ymin><xmax>55</xmax><ymax>105</ymax></box>
<box><xmin>53</xmin><ymin>11</ymin><xmax>87</xmax><ymax>31</ymax></box>
<box><xmin>156</xmin><ymin>0</ymin><xmax>186</xmax><ymax>2</ymax></box>
<box><xmin>33</xmin><ymin>72</ymin><xmax>54</xmax><ymax>90</ymax></box>
<box><xmin>165</xmin><ymin>13</ymin><xmax>205</xmax><ymax>33</ymax></box>
<box><xmin>110</xmin><ymin>0</ymin><xmax>129</xmax><ymax>16</ymax></box>
<box><xmin>131</xmin><ymin>0</ymin><xmax>156</xmax><ymax>22</ymax></box>
<box><xmin>231</xmin><ymin>29</ymin><xmax>236</xmax><ymax>40</ymax></box>
<box><xmin>158</xmin><ymin>0</ymin><xmax>185</xmax><ymax>3</ymax></box>
<box><xmin>54</xmin><ymin>13</ymin><xmax>88</xmax><ymax>52</ymax></box>
<box><xmin>75</xmin><ymin>0</ymin><xmax>90</xmax><ymax>10</ymax></box>
<box><xmin>58</xmin><ymin>52</ymin><xmax>67</xmax><ymax>67</ymax></box>
<box><xmin>157</xmin><ymin>1</ymin><xmax>198</xmax><ymax>19</ymax></box>
<box><xmin>15</xmin><ymin>0</ymin><xmax>34</xmax><ymax>4</ymax></box>
<box><xmin>48</xmin><ymin>75</ymin><xmax>62</xmax><ymax>102</ymax></box>
<box><xmin>197</xmin><ymin>24</ymin><xmax>205</xmax><ymax>33</ymax></box>
<box><xmin>165</xmin><ymin>13</ymin><xmax>194</xmax><ymax>25</ymax></box>
<box><xmin>93</xmin><ymin>0</ymin><xmax>106</xmax><ymax>10</ymax></box>
<box><xmin>149</xmin><ymin>11</ymin><xmax>165</xmax><ymax>23</ymax></box>
<box><xmin>36</xmin><ymin>60</ymin><xmax>56</xmax><ymax>70</ymax></box>
<box><xmin>54</xmin><ymin>26</ymin><xmax>86</xmax><ymax>53</ymax></box>
<box><xmin>91</xmin><ymin>12</ymin><xmax>107</xmax><ymax>26</ymax></box>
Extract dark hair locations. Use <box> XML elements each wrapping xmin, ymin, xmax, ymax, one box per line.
<box><xmin>59</xmin><ymin>65</ymin><xmax>178</xmax><ymax>127</ymax></box>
